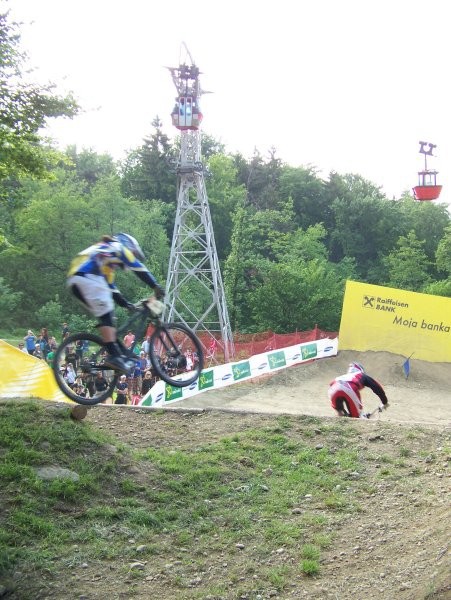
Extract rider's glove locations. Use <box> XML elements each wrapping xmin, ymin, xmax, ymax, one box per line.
<box><xmin>126</xmin><ymin>301</ymin><xmax>140</xmax><ymax>312</ymax></box>
<box><xmin>153</xmin><ymin>284</ymin><xmax>165</xmax><ymax>300</ymax></box>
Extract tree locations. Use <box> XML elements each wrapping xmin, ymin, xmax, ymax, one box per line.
<box><xmin>397</xmin><ymin>198</ymin><xmax>449</xmax><ymax>271</ymax></box>
<box><xmin>234</xmin><ymin>148</ymin><xmax>284</xmax><ymax>210</ymax></box>
<box><xmin>120</xmin><ymin>117</ymin><xmax>176</xmax><ymax>204</ymax></box>
<box><xmin>0</xmin><ymin>168</ymin><xmax>170</xmax><ymax>326</ymax></box>
<box><xmin>0</xmin><ymin>275</ymin><xmax>22</xmax><ymax>328</ymax></box>
<box><xmin>329</xmin><ymin>194</ymin><xmax>404</xmax><ymax>281</ymax></box>
<box><xmin>435</xmin><ymin>224</ymin><xmax>451</xmax><ymax>277</ymax></box>
<box><xmin>0</xmin><ymin>11</ymin><xmax>79</xmax><ymax>187</ymax></box>
<box><xmin>64</xmin><ymin>146</ymin><xmax>118</xmax><ymax>191</ymax></box>
<box><xmin>279</xmin><ymin>165</ymin><xmax>328</xmax><ymax>230</ymax></box>
<box><xmin>205</xmin><ymin>153</ymin><xmax>246</xmax><ymax>260</ymax></box>
<box><xmin>249</xmin><ymin>259</ymin><xmax>348</xmax><ymax>332</ymax></box>
<box><xmin>423</xmin><ymin>280</ymin><xmax>451</xmax><ymax>298</ymax></box>
<box><xmin>384</xmin><ymin>231</ymin><xmax>431</xmax><ymax>291</ymax></box>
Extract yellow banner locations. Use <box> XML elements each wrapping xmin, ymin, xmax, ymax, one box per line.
<box><xmin>339</xmin><ymin>281</ymin><xmax>451</xmax><ymax>362</ymax></box>
<box><xmin>0</xmin><ymin>340</ymin><xmax>68</xmax><ymax>402</ymax></box>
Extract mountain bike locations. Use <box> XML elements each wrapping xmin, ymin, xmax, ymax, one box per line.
<box><xmin>364</xmin><ymin>405</ymin><xmax>386</xmax><ymax>419</ymax></box>
<box><xmin>52</xmin><ymin>297</ymin><xmax>204</xmax><ymax>405</ymax></box>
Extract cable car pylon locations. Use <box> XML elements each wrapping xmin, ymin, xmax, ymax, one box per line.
<box><xmin>165</xmin><ymin>45</ymin><xmax>235</xmax><ymax>364</ymax></box>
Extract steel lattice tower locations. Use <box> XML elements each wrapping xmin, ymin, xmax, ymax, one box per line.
<box><xmin>165</xmin><ymin>49</ymin><xmax>234</xmax><ymax>363</ymax></box>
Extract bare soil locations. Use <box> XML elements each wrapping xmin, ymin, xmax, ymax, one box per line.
<box><xmin>75</xmin><ymin>350</ymin><xmax>450</xmax><ymax>600</ymax></box>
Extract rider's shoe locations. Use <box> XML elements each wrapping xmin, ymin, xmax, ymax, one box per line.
<box><xmin>103</xmin><ymin>355</ymin><xmax>135</xmax><ymax>373</ymax></box>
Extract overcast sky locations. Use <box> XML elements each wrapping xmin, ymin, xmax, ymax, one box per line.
<box><xmin>6</xmin><ymin>0</ymin><xmax>451</xmax><ymax>204</ymax></box>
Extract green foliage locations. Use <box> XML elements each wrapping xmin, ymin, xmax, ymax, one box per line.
<box><xmin>0</xmin><ymin>167</ymin><xmax>170</xmax><ymax>324</ymax></box>
<box><xmin>34</xmin><ymin>296</ymin><xmax>63</xmax><ymax>334</ymax></box>
<box><xmin>384</xmin><ymin>230</ymin><xmax>432</xmax><ymax>291</ymax></box>
<box><xmin>206</xmin><ymin>153</ymin><xmax>246</xmax><ymax>259</ymax></box>
<box><xmin>120</xmin><ymin>117</ymin><xmax>176</xmax><ymax>205</ymax></box>
<box><xmin>422</xmin><ymin>279</ymin><xmax>451</xmax><ymax>298</ymax></box>
<box><xmin>0</xmin><ymin>36</ymin><xmax>450</xmax><ymax>335</ymax></box>
<box><xmin>0</xmin><ymin>276</ymin><xmax>22</xmax><ymax>327</ymax></box>
<box><xmin>0</xmin><ymin>11</ymin><xmax>79</xmax><ymax>188</ymax></box>
<box><xmin>435</xmin><ymin>223</ymin><xmax>451</xmax><ymax>276</ymax></box>
<box><xmin>249</xmin><ymin>260</ymin><xmax>346</xmax><ymax>331</ymax></box>
<box><xmin>279</xmin><ymin>165</ymin><xmax>328</xmax><ymax>230</ymax></box>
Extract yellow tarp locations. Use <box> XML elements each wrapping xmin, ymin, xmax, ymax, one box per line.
<box><xmin>339</xmin><ymin>280</ymin><xmax>451</xmax><ymax>362</ymax></box>
<box><xmin>0</xmin><ymin>339</ymin><xmax>68</xmax><ymax>402</ymax></box>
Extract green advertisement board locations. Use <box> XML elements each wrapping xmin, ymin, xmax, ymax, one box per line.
<box><xmin>268</xmin><ymin>350</ymin><xmax>286</xmax><ymax>370</ymax></box>
<box><xmin>198</xmin><ymin>370</ymin><xmax>214</xmax><ymax>390</ymax></box>
<box><xmin>301</xmin><ymin>343</ymin><xmax>317</xmax><ymax>360</ymax></box>
<box><xmin>232</xmin><ymin>361</ymin><xmax>251</xmax><ymax>381</ymax></box>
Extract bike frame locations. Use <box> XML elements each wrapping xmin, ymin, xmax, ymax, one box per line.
<box><xmin>116</xmin><ymin>308</ymin><xmax>153</xmax><ymax>357</ymax></box>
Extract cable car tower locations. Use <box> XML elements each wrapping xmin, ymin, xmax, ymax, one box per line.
<box><xmin>165</xmin><ymin>45</ymin><xmax>234</xmax><ymax>363</ymax></box>
<box><xmin>412</xmin><ymin>141</ymin><xmax>442</xmax><ymax>201</ymax></box>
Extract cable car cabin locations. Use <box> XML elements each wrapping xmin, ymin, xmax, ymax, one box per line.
<box><xmin>413</xmin><ymin>170</ymin><xmax>442</xmax><ymax>201</ymax></box>
<box><xmin>171</xmin><ymin>96</ymin><xmax>203</xmax><ymax>130</ymax></box>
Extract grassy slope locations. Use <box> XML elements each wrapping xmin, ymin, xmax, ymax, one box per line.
<box><xmin>0</xmin><ymin>400</ymin><xmax>449</xmax><ymax>600</ymax></box>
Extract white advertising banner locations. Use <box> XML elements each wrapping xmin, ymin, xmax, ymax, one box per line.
<box><xmin>139</xmin><ymin>337</ymin><xmax>338</xmax><ymax>407</ymax></box>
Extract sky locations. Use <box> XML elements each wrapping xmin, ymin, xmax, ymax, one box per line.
<box><xmin>5</xmin><ymin>0</ymin><xmax>451</xmax><ymax>204</ymax></box>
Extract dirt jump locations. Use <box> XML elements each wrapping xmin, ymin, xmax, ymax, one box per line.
<box><xmin>173</xmin><ymin>350</ymin><xmax>451</xmax><ymax>426</ymax></box>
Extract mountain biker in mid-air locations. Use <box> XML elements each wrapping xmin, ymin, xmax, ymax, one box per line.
<box><xmin>328</xmin><ymin>361</ymin><xmax>389</xmax><ymax>418</ymax></box>
<box><xmin>67</xmin><ymin>233</ymin><xmax>165</xmax><ymax>373</ymax></box>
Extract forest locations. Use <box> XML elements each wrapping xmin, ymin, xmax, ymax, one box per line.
<box><xmin>1</xmin><ymin>10</ymin><xmax>451</xmax><ymax>339</ymax></box>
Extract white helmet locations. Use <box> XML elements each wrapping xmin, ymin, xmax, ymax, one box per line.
<box><xmin>347</xmin><ymin>362</ymin><xmax>365</xmax><ymax>374</ymax></box>
<box><xmin>114</xmin><ymin>233</ymin><xmax>145</xmax><ymax>261</ymax></box>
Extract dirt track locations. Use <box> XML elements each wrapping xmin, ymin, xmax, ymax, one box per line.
<box><xmin>172</xmin><ymin>350</ymin><xmax>451</xmax><ymax>426</ymax></box>
<box><xmin>83</xmin><ymin>350</ymin><xmax>450</xmax><ymax>600</ymax></box>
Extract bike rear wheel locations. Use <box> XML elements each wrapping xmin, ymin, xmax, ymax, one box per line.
<box><xmin>53</xmin><ymin>333</ymin><xmax>118</xmax><ymax>405</ymax></box>
<box><xmin>149</xmin><ymin>323</ymin><xmax>204</xmax><ymax>387</ymax></box>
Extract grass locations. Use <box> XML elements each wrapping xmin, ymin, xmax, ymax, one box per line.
<box><xmin>0</xmin><ymin>332</ymin><xmax>24</xmax><ymax>347</ymax></box>
<box><xmin>0</xmin><ymin>400</ymin><xmax>448</xmax><ymax>599</ymax></box>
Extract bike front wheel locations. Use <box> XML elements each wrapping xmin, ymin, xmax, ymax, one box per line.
<box><xmin>53</xmin><ymin>333</ymin><xmax>118</xmax><ymax>405</ymax></box>
<box><xmin>149</xmin><ymin>323</ymin><xmax>204</xmax><ymax>387</ymax></box>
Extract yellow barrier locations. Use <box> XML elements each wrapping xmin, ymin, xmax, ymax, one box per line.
<box><xmin>0</xmin><ymin>340</ymin><xmax>68</xmax><ymax>402</ymax></box>
<box><xmin>339</xmin><ymin>280</ymin><xmax>451</xmax><ymax>362</ymax></box>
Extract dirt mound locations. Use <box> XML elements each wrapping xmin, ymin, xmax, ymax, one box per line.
<box><xmin>174</xmin><ymin>350</ymin><xmax>451</xmax><ymax>426</ymax></box>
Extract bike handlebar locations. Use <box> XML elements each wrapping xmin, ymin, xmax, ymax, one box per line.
<box><xmin>134</xmin><ymin>297</ymin><xmax>164</xmax><ymax>317</ymax></box>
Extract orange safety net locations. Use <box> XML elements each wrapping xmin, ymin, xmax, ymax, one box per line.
<box><xmin>198</xmin><ymin>326</ymin><xmax>338</xmax><ymax>364</ymax></box>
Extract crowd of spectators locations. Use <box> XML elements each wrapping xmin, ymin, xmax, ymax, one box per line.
<box><xmin>17</xmin><ymin>324</ymin><xmax>197</xmax><ymax>405</ymax></box>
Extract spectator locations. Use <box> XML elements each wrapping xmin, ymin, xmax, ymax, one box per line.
<box><xmin>185</xmin><ymin>348</ymin><xmax>194</xmax><ymax>371</ymax></box>
<box><xmin>115</xmin><ymin>374</ymin><xmax>129</xmax><ymax>405</ymax></box>
<box><xmin>138</xmin><ymin>351</ymin><xmax>147</xmax><ymax>371</ymax></box>
<box><xmin>65</xmin><ymin>345</ymin><xmax>77</xmax><ymax>369</ymax></box>
<box><xmin>73</xmin><ymin>378</ymin><xmax>88</xmax><ymax>398</ymax></box>
<box><xmin>46</xmin><ymin>347</ymin><xmax>55</xmax><ymax>364</ymax></box>
<box><xmin>18</xmin><ymin>342</ymin><xmax>27</xmax><ymax>353</ymax></box>
<box><xmin>49</xmin><ymin>336</ymin><xmax>58</xmax><ymax>351</ymax></box>
<box><xmin>142</xmin><ymin>335</ymin><xmax>151</xmax><ymax>355</ymax></box>
<box><xmin>123</xmin><ymin>330</ymin><xmax>135</xmax><ymax>350</ymax></box>
<box><xmin>75</xmin><ymin>339</ymin><xmax>85</xmax><ymax>366</ymax></box>
<box><xmin>129</xmin><ymin>364</ymin><xmax>142</xmax><ymax>397</ymax></box>
<box><xmin>38</xmin><ymin>328</ymin><xmax>51</xmax><ymax>358</ymax></box>
<box><xmin>94</xmin><ymin>371</ymin><xmax>111</xmax><ymax>404</ymax></box>
<box><xmin>141</xmin><ymin>370</ymin><xmax>154</xmax><ymax>396</ymax></box>
<box><xmin>62</xmin><ymin>322</ymin><xmax>69</xmax><ymax>340</ymax></box>
<box><xmin>64</xmin><ymin>363</ymin><xmax>76</xmax><ymax>388</ymax></box>
<box><xmin>23</xmin><ymin>330</ymin><xmax>37</xmax><ymax>355</ymax></box>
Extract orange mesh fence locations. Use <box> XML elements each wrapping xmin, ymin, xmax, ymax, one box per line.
<box><xmin>198</xmin><ymin>327</ymin><xmax>338</xmax><ymax>364</ymax></box>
